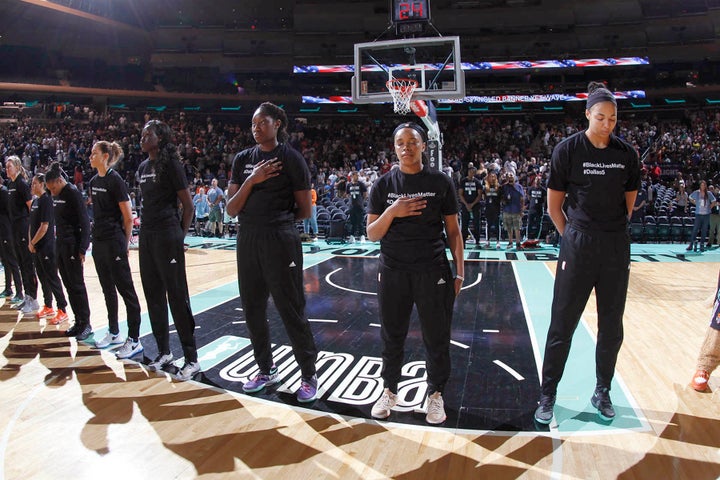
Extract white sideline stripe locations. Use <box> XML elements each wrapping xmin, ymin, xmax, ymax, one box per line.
<box><xmin>450</xmin><ymin>340</ymin><xmax>470</xmax><ymax>349</ymax></box>
<box><xmin>493</xmin><ymin>359</ymin><xmax>525</xmax><ymax>381</ymax></box>
<box><xmin>483</xmin><ymin>329</ymin><xmax>500</xmax><ymax>333</ymax></box>
<box><xmin>369</xmin><ymin>323</ymin><xmax>381</xmax><ymax>328</ymax></box>
<box><xmin>308</xmin><ymin>319</ymin><xmax>338</xmax><ymax>323</ymax></box>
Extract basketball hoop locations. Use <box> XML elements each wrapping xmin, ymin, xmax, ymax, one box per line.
<box><xmin>386</xmin><ymin>78</ymin><xmax>418</xmax><ymax>114</ymax></box>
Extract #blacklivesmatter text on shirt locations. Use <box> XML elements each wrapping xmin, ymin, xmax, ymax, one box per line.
<box><xmin>582</xmin><ymin>162</ymin><xmax>625</xmax><ymax>176</ymax></box>
<box><xmin>386</xmin><ymin>191</ymin><xmax>437</xmax><ymax>205</ymax></box>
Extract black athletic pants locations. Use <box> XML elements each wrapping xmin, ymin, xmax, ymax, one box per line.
<box><xmin>139</xmin><ymin>227</ymin><xmax>197</xmax><ymax>363</ymax></box>
<box><xmin>527</xmin><ymin>210</ymin><xmax>544</xmax><ymax>240</ymax></box>
<box><xmin>237</xmin><ymin>223</ymin><xmax>317</xmax><ymax>378</ymax></box>
<box><xmin>377</xmin><ymin>264</ymin><xmax>455</xmax><ymax>395</ymax></box>
<box><xmin>33</xmin><ymin>247</ymin><xmax>67</xmax><ymax>310</ymax></box>
<box><xmin>540</xmin><ymin>224</ymin><xmax>630</xmax><ymax>396</ymax></box>
<box><xmin>57</xmin><ymin>242</ymin><xmax>90</xmax><ymax>327</ymax></box>
<box><xmin>349</xmin><ymin>205</ymin><xmax>365</xmax><ymax>237</ymax></box>
<box><xmin>94</xmin><ymin>233</ymin><xmax>141</xmax><ymax>338</ymax></box>
<box><xmin>485</xmin><ymin>207</ymin><xmax>501</xmax><ymax>242</ymax></box>
<box><xmin>461</xmin><ymin>203</ymin><xmax>481</xmax><ymax>242</ymax></box>
<box><xmin>13</xmin><ymin>218</ymin><xmax>36</xmax><ymax>298</ymax></box>
<box><xmin>0</xmin><ymin>235</ymin><xmax>21</xmax><ymax>294</ymax></box>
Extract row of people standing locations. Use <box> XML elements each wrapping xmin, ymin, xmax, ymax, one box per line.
<box><xmin>457</xmin><ymin>168</ymin><xmax>547</xmax><ymax>249</ymax></box>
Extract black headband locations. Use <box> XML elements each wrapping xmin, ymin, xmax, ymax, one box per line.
<box><xmin>392</xmin><ymin>122</ymin><xmax>427</xmax><ymax>142</ymax></box>
<box><xmin>586</xmin><ymin>88</ymin><xmax>617</xmax><ymax>110</ymax></box>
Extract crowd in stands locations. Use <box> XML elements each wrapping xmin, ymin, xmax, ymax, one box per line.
<box><xmin>2</xmin><ymin>103</ymin><xmax>720</xmax><ymax>244</ymax></box>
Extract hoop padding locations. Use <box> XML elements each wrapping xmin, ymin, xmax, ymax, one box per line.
<box><xmin>410</xmin><ymin>99</ymin><xmax>429</xmax><ymax>118</ymax></box>
<box><xmin>386</xmin><ymin>78</ymin><xmax>418</xmax><ymax>115</ymax></box>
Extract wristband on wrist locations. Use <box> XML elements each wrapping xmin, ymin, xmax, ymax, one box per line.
<box><xmin>455</xmin><ymin>275</ymin><xmax>464</xmax><ymax>281</ymax></box>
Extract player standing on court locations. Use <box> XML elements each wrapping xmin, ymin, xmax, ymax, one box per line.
<box><xmin>87</xmin><ymin>141</ymin><xmax>143</xmax><ymax>358</ymax></box>
<box><xmin>367</xmin><ymin>122</ymin><xmax>464</xmax><ymax>425</ymax></box>
<box><xmin>44</xmin><ymin>162</ymin><xmax>93</xmax><ymax>340</ymax></box>
<box><xmin>534</xmin><ymin>82</ymin><xmax>640</xmax><ymax>424</ymax></box>
<box><xmin>226</xmin><ymin>102</ymin><xmax>319</xmax><ymax>403</ymax></box>
<box><xmin>137</xmin><ymin>120</ymin><xmax>200</xmax><ymax>380</ymax></box>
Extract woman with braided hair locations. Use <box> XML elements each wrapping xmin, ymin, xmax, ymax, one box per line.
<box><xmin>137</xmin><ymin>120</ymin><xmax>199</xmax><ymax>381</ymax></box>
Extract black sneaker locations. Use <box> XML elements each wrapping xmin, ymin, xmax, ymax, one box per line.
<box><xmin>591</xmin><ymin>387</ymin><xmax>615</xmax><ymax>421</ymax></box>
<box><xmin>64</xmin><ymin>323</ymin><xmax>81</xmax><ymax>337</ymax></box>
<box><xmin>534</xmin><ymin>394</ymin><xmax>555</xmax><ymax>424</ymax></box>
<box><xmin>0</xmin><ymin>289</ymin><xmax>13</xmax><ymax>298</ymax></box>
<box><xmin>75</xmin><ymin>325</ymin><xmax>93</xmax><ymax>341</ymax></box>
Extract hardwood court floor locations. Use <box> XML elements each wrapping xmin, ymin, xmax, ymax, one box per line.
<box><xmin>1</xmin><ymin>245</ymin><xmax>719</xmax><ymax>479</ymax></box>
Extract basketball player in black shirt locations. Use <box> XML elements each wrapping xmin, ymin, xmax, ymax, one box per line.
<box><xmin>0</xmin><ymin>176</ymin><xmax>21</xmax><ymax>299</ymax></box>
<box><xmin>5</xmin><ymin>156</ymin><xmax>38</xmax><ymax>311</ymax></box>
<box><xmin>45</xmin><ymin>163</ymin><xmax>93</xmax><ymax>341</ymax></box>
<box><xmin>534</xmin><ymin>82</ymin><xmax>640</xmax><ymax>425</ymax></box>
<box><xmin>137</xmin><ymin>120</ymin><xmax>200</xmax><ymax>381</ymax></box>
<box><xmin>28</xmin><ymin>173</ymin><xmax>68</xmax><ymax>324</ymax></box>
<box><xmin>88</xmin><ymin>141</ymin><xmax>142</xmax><ymax>358</ymax></box>
<box><xmin>227</xmin><ymin>102</ymin><xmax>319</xmax><ymax>403</ymax></box>
<box><xmin>367</xmin><ymin>122</ymin><xmax>464</xmax><ymax>425</ymax></box>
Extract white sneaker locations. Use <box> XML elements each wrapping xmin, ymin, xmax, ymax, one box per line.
<box><xmin>95</xmin><ymin>331</ymin><xmax>124</xmax><ymax>349</ymax></box>
<box><xmin>176</xmin><ymin>361</ymin><xmax>201</xmax><ymax>381</ymax></box>
<box><xmin>371</xmin><ymin>388</ymin><xmax>398</xmax><ymax>419</ymax></box>
<box><xmin>349</xmin><ymin>236</ymin><xmax>356</xmax><ymax>243</ymax></box>
<box><xmin>115</xmin><ymin>338</ymin><xmax>143</xmax><ymax>359</ymax></box>
<box><xmin>359</xmin><ymin>235</ymin><xmax>365</xmax><ymax>243</ymax></box>
<box><xmin>20</xmin><ymin>296</ymin><xmax>39</xmax><ymax>314</ymax></box>
<box><xmin>426</xmin><ymin>391</ymin><xmax>447</xmax><ymax>424</ymax></box>
<box><xmin>147</xmin><ymin>352</ymin><xmax>174</xmax><ymax>372</ymax></box>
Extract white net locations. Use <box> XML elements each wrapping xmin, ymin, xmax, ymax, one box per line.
<box><xmin>386</xmin><ymin>78</ymin><xmax>418</xmax><ymax>115</ymax></box>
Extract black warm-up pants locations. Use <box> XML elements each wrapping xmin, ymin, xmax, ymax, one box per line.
<box><xmin>377</xmin><ymin>264</ymin><xmax>456</xmax><ymax>395</ymax></box>
<box><xmin>0</xmin><ymin>235</ymin><xmax>21</xmax><ymax>293</ymax></box>
<box><xmin>57</xmin><ymin>242</ymin><xmax>90</xmax><ymax>327</ymax></box>
<box><xmin>94</xmin><ymin>233</ymin><xmax>141</xmax><ymax>338</ymax></box>
<box><xmin>13</xmin><ymin>218</ymin><xmax>36</xmax><ymax>298</ymax></box>
<box><xmin>527</xmin><ymin>210</ymin><xmax>544</xmax><ymax>240</ymax></box>
<box><xmin>461</xmin><ymin>203</ymin><xmax>481</xmax><ymax>242</ymax></box>
<box><xmin>33</xmin><ymin>247</ymin><xmax>67</xmax><ymax>311</ymax></box>
<box><xmin>540</xmin><ymin>224</ymin><xmax>630</xmax><ymax>396</ymax></box>
<box><xmin>139</xmin><ymin>227</ymin><xmax>197</xmax><ymax>363</ymax></box>
<box><xmin>236</xmin><ymin>223</ymin><xmax>317</xmax><ymax>378</ymax></box>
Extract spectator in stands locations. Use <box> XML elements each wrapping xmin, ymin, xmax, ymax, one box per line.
<box><xmin>346</xmin><ymin>171</ymin><xmax>367</xmax><ymax>242</ymax></box>
<box><xmin>501</xmin><ymin>171</ymin><xmax>525</xmax><ymax>250</ymax></box>
<box><xmin>674</xmin><ymin>183</ymin><xmax>689</xmax><ymax>217</ymax></box>
<box><xmin>483</xmin><ymin>172</ymin><xmax>502</xmax><ymax>249</ymax></box>
<box><xmin>687</xmin><ymin>180</ymin><xmax>717</xmax><ymax>252</ymax></box>
<box><xmin>193</xmin><ymin>186</ymin><xmax>210</xmax><ymax>235</ymax></box>
<box><xmin>303</xmin><ymin>182</ymin><xmax>319</xmax><ymax>239</ymax></box>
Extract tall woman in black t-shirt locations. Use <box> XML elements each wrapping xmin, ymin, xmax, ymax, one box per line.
<box><xmin>534</xmin><ymin>82</ymin><xmax>640</xmax><ymax>425</ymax></box>
<box><xmin>88</xmin><ymin>141</ymin><xmax>142</xmax><ymax>357</ymax></box>
<box><xmin>28</xmin><ymin>173</ymin><xmax>68</xmax><ymax>325</ymax></box>
<box><xmin>366</xmin><ymin>122</ymin><xmax>464</xmax><ymax>425</ymax></box>
<box><xmin>227</xmin><ymin>102</ymin><xmax>318</xmax><ymax>403</ymax></box>
<box><xmin>45</xmin><ymin>162</ymin><xmax>93</xmax><ymax>341</ymax></box>
<box><xmin>5</xmin><ymin>155</ymin><xmax>38</xmax><ymax>311</ymax></box>
<box><xmin>137</xmin><ymin>120</ymin><xmax>199</xmax><ymax>381</ymax></box>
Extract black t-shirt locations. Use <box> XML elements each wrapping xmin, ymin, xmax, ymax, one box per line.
<box><xmin>137</xmin><ymin>157</ymin><xmax>188</xmax><ymax>231</ymax></box>
<box><xmin>347</xmin><ymin>181</ymin><xmax>367</xmax><ymax>208</ymax></box>
<box><xmin>460</xmin><ymin>177</ymin><xmax>482</xmax><ymax>203</ymax></box>
<box><xmin>7</xmin><ymin>177</ymin><xmax>31</xmax><ymax>224</ymax></box>
<box><xmin>230</xmin><ymin>143</ymin><xmax>311</xmax><ymax>226</ymax></box>
<box><xmin>0</xmin><ymin>186</ymin><xmax>12</xmax><ymax>239</ymax></box>
<box><xmin>528</xmin><ymin>186</ymin><xmax>546</xmax><ymax>214</ymax></box>
<box><xmin>90</xmin><ymin>169</ymin><xmax>130</xmax><ymax>240</ymax></box>
<box><xmin>549</xmin><ymin>131</ymin><xmax>640</xmax><ymax>232</ymax></box>
<box><xmin>30</xmin><ymin>192</ymin><xmax>54</xmax><ymax>252</ymax></box>
<box><xmin>484</xmin><ymin>184</ymin><xmax>501</xmax><ymax>211</ymax></box>
<box><xmin>53</xmin><ymin>183</ymin><xmax>91</xmax><ymax>253</ymax></box>
<box><xmin>368</xmin><ymin>166</ymin><xmax>458</xmax><ymax>271</ymax></box>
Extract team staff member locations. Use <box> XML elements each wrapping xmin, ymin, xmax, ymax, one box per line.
<box><xmin>346</xmin><ymin>171</ymin><xmax>367</xmax><ymax>242</ymax></box>
<box><xmin>483</xmin><ymin>172</ymin><xmax>502</xmax><ymax>249</ymax></box>
<box><xmin>367</xmin><ymin>122</ymin><xmax>464</xmax><ymax>425</ymax></box>
<box><xmin>227</xmin><ymin>102</ymin><xmax>318</xmax><ymax>403</ymax></box>
<box><xmin>0</xmin><ymin>176</ymin><xmax>22</xmax><ymax>299</ymax></box>
<box><xmin>534</xmin><ymin>82</ymin><xmax>640</xmax><ymax>425</ymax></box>
<box><xmin>45</xmin><ymin>163</ymin><xmax>93</xmax><ymax>341</ymax></box>
<box><xmin>137</xmin><ymin>120</ymin><xmax>199</xmax><ymax>381</ymax></box>
<box><xmin>28</xmin><ymin>173</ymin><xmax>68</xmax><ymax>324</ymax></box>
<box><xmin>88</xmin><ymin>141</ymin><xmax>143</xmax><ymax>357</ymax></box>
<box><xmin>5</xmin><ymin>156</ymin><xmax>38</xmax><ymax>312</ymax></box>
<box><xmin>526</xmin><ymin>176</ymin><xmax>546</xmax><ymax>240</ymax></box>
<box><xmin>458</xmin><ymin>166</ymin><xmax>482</xmax><ymax>248</ymax></box>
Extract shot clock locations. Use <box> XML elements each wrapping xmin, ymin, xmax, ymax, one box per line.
<box><xmin>391</xmin><ymin>0</ymin><xmax>431</xmax><ymax>34</ymax></box>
